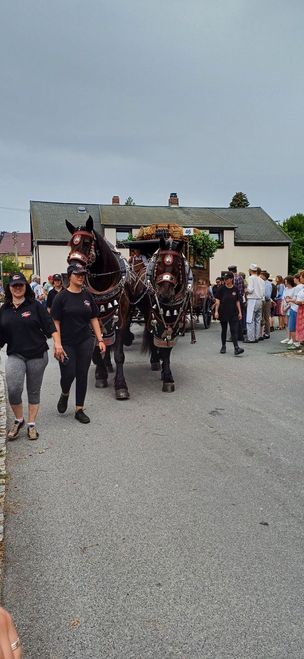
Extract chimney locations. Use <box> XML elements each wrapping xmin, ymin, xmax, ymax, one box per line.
<box><xmin>112</xmin><ymin>195</ymin><xmax>120</xmax><ymax>205</ymax></box>
<box><xmin>168</xmin><ymin>192</ymin><xmax>179</xmax><ymax>206</ymax></box>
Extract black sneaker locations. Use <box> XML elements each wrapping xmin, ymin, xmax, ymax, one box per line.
<box><xmin>75</xmin><ymin>409</ymin><xmax>90</xmax><ymax>424</ymax></box>
<box><xmin>57</xmin><ymin>394</ymin><xmax>69</xmax><ymax>414</ymax></box>
<box><xmin>234</xmin><ymin>347</ymin><xmax>244</xmax><ymax>356</ymax></box>
<box><xmin>220</xmin><ymin>346</ymin><xmax>226</xmax><ymax>354</ymax></box>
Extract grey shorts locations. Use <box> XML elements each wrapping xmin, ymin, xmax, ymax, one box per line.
<box><xmin>6</xmin><ymin>352</ymin><xmax>48</xmax><ymax>406</ymax></box>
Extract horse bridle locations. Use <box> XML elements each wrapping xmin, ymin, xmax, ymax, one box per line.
<box><xmin>68</xmin><ymin>229</ymin><xmax>96</xmax><ymax>266</ymax></box>
<box><xmin>148</xmin><ymin>248</ymin><xmax>196</xmax><ymax>345</ymax></box>
<box><xmin>154</xmin><ymin>250</ymin><xmax>185</xmax><ymax>288</ymax></box>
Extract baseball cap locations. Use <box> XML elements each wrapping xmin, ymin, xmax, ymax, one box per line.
<box><xmin>67</xmin><ymin>262</ymin><xmax>87</xmax><ymax>276</ymax></box>
<box><xmin>249</xmin><ymin>263</ymin><xmax>258</xmax><ymax>271</ymax></box>
<box><xmin>224</xmin><ymin>271</ymin><xmax>234</xmax><ymax>281</ymax></box>
<box><xmin>8</xmin><ymin>272</ymin><xmax>27</xmax><ymax>286</ymax></box>
<box><xmin>53</xmin><ymin>273</ymin><xmax>62</xmax><ymax>280</ymax></box>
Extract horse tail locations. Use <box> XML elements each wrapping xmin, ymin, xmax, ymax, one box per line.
<box><xmin>142</xmin><ymin>328</ymin><xmax>152</xmax><ymax>354</ymax></box>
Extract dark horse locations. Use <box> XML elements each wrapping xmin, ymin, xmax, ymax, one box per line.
<box><xmin>66</xmin><ymin>215</ymin><xmax>132</xmax><ymax>400</ymax></box>
<box><xmin>143</xmin><ymin>236</ymin><xmax>196</xmax><ymax>392</ymax></box>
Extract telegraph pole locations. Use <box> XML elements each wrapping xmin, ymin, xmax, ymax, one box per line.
<box><xmin>12</xmin><ymin>231</ymin><xmax>18</xmax><ymax>260</ymax></box>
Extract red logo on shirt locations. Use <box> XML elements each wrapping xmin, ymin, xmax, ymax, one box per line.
<box><xmin>21</xmin><ymin>311</ymin><xmax>31</xmax><ymax>318</ymax></box>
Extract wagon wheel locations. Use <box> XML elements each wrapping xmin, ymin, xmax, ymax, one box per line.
<box><xmin>202</xmin><ymin>298</ymin><xmax>212</xmax><ymax>329</ymax></box>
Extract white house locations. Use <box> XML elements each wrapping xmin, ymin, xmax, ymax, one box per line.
<box><xmin>30</xmin><ymin>195</ymin><xmax>290</xmax><ymax>284</ymax></box>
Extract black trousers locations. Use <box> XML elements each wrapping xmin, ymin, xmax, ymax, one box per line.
<box><xmin>221</xmin><ymin>318</ymin><xmax>239</xmax><ymax>347</ymax></box>
<box><xmin>59</xmin><ymin>335</ymin><xmax>95</xmax><ymax>407</ymax></box>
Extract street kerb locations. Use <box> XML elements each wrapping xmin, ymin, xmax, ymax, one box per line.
<box><xmin>0</xmin><ymin>361</ymin><xmax>7</xmax><ymax>585</ymax></box>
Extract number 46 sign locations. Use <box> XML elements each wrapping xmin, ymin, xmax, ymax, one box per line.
<box><xmin>183</xmin><ymin>228</ymin><xmax>194</xmax><ymax>236</ymax></box>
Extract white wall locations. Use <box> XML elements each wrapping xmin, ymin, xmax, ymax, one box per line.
<box><xmin>37</xmin><ymin>244</ymin><xmax>70</xmax><ymax>283</ymax></box>
<box><xmin>36</xmin><ymin>233</ymin><xmax>289</xmax><ymax>287</ymax></box>
<box><xmin>104</xmin><ymin>227</ymin><xmax>129</xmax><ymax>259</ymax></box>
<box><xmin>209</xmin><ymin>230</ymin><xmax>289</xmax><ymax>282</ymax></box>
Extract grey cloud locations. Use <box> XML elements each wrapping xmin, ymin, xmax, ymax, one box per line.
<box><xmin>1</xmin><ymin>0</ymin><xmax>304</xmax><ymax>231</ymax></box>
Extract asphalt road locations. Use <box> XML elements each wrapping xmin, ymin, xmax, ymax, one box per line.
<box><xmin>1</xmin><ymin>324</ymin><xmax>304</xmax><ymax>659</ymax></box>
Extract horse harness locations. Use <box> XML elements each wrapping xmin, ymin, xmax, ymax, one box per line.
<box><xmin>149</xmin><ymin>248</ymin><xmax>196</xmax><ymax>347</ymax></box>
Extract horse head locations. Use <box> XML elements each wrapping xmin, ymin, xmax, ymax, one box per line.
<box><xmin>153</xmin><ymin>237</ymin><xmax>185</xmax><ymax>303</ymax></box>
<box><xmin>66</xmin><ymin>216</ymin><xmax>95</xmax><ymax>266</ymax></box>
<box><xmin>65</xmin><ymin>216</ymin><xmax>123</xmax><ymax>294</ymax></box>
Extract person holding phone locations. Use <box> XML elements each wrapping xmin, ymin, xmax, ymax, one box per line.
<box><xmin>51</xmin><ymin>262</ymin><xmax>106</xmax><ymax>424</ymax></box>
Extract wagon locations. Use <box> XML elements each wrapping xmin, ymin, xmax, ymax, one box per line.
<box><xmin>191</xmin><ymin>266</ymin><xmax>213</xmax><ymax>329</ymax></box>
<box><xmin>122</xmin><ymin>224</ymin><xmax>214</xmax><ymax>328</ymax></box>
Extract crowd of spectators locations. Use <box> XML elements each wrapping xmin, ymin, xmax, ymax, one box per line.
<box><xmin>211</xmin><ymin>265</ymin><xmax>304</xmax><ymax>353</ymax></box>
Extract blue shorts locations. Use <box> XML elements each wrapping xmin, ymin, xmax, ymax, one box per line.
<box><xmin>288</xmin><ymin>309</ymin><xmax>297</xmax><ymax>332</ymax></box>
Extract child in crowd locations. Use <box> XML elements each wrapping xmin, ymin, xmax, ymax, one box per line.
<box><xmin>275</xmin><ymin>275</ymin><xmax>285</xmax><ymax>329</ymax></box>
<box><xmin>280</xmin><ymin>276</ymin><xmax>294</xmax><ymax>344</ymax></box>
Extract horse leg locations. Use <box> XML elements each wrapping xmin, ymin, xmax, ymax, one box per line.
<box><xmin>92</xmin><ymin>345</ymin><xmax>108</xmax><ymax>388</ymax></box>
<box><xmin>123</xmin><ymin>314</ymin><xmax>135</xmax><ymax>346</ymax></box>
<box><xmin>159</xmin><ymin>347</ymin><xmax>175</xmax><ymax>392</ymax></box>
<box><xmin>104</xmin><ymin>345</ymin><xmax>114</xmax><ymax>373</ymax></box>
<box><xmin>150</xmin><ymin>340</ymin><xmax>161</xmax><ymax>371</ymax></box>
<box><xmin>114</xmin><ymin>329</ymin><xmax>130</xmax><ymax>400</ymax></box>
<box><xmin>144</xmin><ymin>328</ymin><xmax>161</xmax><ymax>371</ymax></box>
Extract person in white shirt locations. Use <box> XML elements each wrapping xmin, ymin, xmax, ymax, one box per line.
<box><xmin>245</xmin><ymin>263</ymin><xmax>265</xmax><ymax>342</ymax></box>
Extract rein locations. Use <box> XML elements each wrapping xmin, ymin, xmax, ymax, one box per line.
<box><xmin>128</xmin><ymin>268</ymin><xmax>150</xmax><ymax>306</ymax></box>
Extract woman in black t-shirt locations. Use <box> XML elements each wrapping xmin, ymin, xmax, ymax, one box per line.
<box><xmin>0</xmin><ymin>272</ymin><xmax>61</xmax><ymax>440</ymax></box>
<box><xmin>214</xmin><ymin>272</ymin><xmax>244</xmax><ymax>355</ymax></box>
<box><xmin>51</xmin><ymin>262</ymin><xmax>106</xmax><ymax>424</ymax></box>
<box><xmin>46</xmin><ymin>274</ymin><xmax>64</xmax><ymax>312</ymax></box>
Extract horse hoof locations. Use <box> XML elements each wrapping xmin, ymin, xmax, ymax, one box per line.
<box><xmin>162</xmin><ymin>382</ymin><xmax>175</xmax><ymax>393</ymax></box>
<box><xmin>151</xmin><ymin>362</ymin><xmax>161</xmax><ymax>371</ymax></box>
<box><xmin>95</xmin><ymin>379</ymin><xmax>108</xmax><ymax>388</ymax></box>
<box><xmin>123</xmin><ymin>332</ymin><xmax>135</xmax><ymax>347</ymax></box>
<box><xmin>115</xmin><ymin>388</ymin><xmax>130</xmax><ymax>400</ymax></box>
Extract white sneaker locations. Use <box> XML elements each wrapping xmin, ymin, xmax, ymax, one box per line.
<box><xmin>293</xmin><ymin>342</ymin><xmax>300</xmax><ymax>348</ymax></box>
<box><xmin>287</xmin><ymin>339</ymin><xmax>293</xmax><ymax>345</ymax></box>
<box><xmin>280</xmin><ymin>338</ymin><xmax>289</xmax><ymax>343</ymax></box>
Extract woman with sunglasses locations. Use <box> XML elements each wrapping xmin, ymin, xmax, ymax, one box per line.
<box><xmin>0</xmin><ymin>273</ymin><xmax>61</xmax><ymax>440</ymax></box>
<box><xmin>51</xmin><ymin>262</ymin><xmax>106</xmax><ymax>423</ymax></box>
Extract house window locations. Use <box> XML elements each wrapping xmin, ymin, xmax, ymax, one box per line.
<box><xmin>209</xmin><ymin>230</ymin><xmax>224</xmax><ymax>246</ymax></box>
<box><xmin>116</xmin><ymin>229</ymin><xmax>132</xmax><ymax>247</ymax></box>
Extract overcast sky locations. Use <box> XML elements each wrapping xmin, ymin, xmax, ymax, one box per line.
<box><xmin>1</xmin><ymin>0</ymin><xmax>303</xmax><ymax>231</ymax></box>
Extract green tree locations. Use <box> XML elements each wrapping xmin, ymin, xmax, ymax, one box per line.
<box><xmin>1</xmin><ymin>255</ymin><xmax>20</xmax><ymax>286</ymax></box>
<box><xmin>125</xmin><ymin>196</ymin><xmax>135</xmax><ymax>206</ymax></box>
<box><xmin>281</xmin><ymin>213</ymin><xmax>304</xmax><ymax>274</ymax></box>
<box><xmin>188</xmin><ymin>231</ymin><xmax>219</xmax><ymax>265</ymax></box>
<box><xmin>229</xmin><ymin>192</ymin><xmax>250</xmax><ymax>208</ymax></box>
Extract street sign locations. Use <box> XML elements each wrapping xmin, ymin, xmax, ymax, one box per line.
<box><xmin>183</xmin><ymin>228</ymin><xmax>194</xmax><ymax>236</ymax></box>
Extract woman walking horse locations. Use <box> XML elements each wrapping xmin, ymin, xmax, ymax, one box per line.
<box><xmin>66</xmin><ymin>218</ymin><xmax>195</xmax><ymax>396</ymax></box>
<box><xmin>66</xmin><ymin>215</ymin><xmax>132</xmax><ymax>399</ymax></box>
